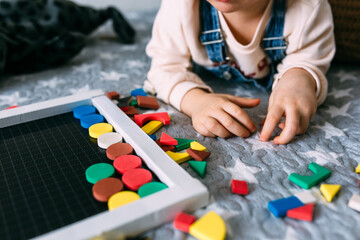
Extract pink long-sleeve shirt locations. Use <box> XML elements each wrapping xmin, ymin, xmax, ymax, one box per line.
<box><xmin>145</xmin><ymin>0</ymin><xmax>336</xmax><ymax>111</ymax></box>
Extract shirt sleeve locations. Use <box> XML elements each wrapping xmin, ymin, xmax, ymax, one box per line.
<box><xmin>144</xmin><ymin>0</ymin><xmax>212</xmax><ymax>111</ymax></box>
<box><xmin>272</xmin><ymin>0</ymin><xmax>336</xmax><ymax>105</ymax></box>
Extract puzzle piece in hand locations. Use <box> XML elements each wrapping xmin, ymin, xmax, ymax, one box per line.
<box><xmin>289</xmin><ymin>162</ymin><xmax>331</xmax><ymax>189</ymax></box>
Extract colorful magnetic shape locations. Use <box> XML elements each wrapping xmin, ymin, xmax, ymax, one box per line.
<box><xmin>113</xmin><ymin>155</ymin><xmax>142</xmax><ymax>174</ymax></box>
<box><xmin>116</xmin><ymin>96</ymin><xmax>133</xmax><ymax>108</ymax></box>
<box><xmin>97</xmin><ymin>132</ymin><xmax>123</xmax><ymax>149</ymax></box>
<box><xmin>173</xmin><ymin>212</ymin><xmax>196</xmax><ymax>233</ymax></box>
<box><xmin>175</xmin><ymin>138</ymin><xmax>196</xmax><ymax>151</ymax></box>
<box><xmin>189</xmin><ymin>211</ymin><xmax>226</xmax><ymax>240</ymax></box>
<box><xmin>138</xmin><ymin>182</ymin><xmax>168</xmax><ymax>198</ymax></box>
<box><xmin>148</xmin><ymin>134</ymin><xmax>156</xmax><ymax>141</ymax></box>
<box><xmin>137</xmin><ymin>95</ymin><xmax>159</xmax><ymax>109</ymax></box>
<box><xmin>166</xmin><ymin>151</ymin><xmax>192</xmax><ymax>164</ymax></box>
<box><xmin>121</xmin><ymin>106</ymin><xmax>138</xmax><ymax>116</ymax></box>
<box><xmin>294</xmin><ymin>191</ymin><xmax>317</xmax><ymax>204</ymax></box>
<box><xmin>268</xmin><ymin>196</ymin><xmax>304</xmax><ymax>217</ymax></box>
<box><xmin>80</xmin><ymin>114</ymin><xmax>104</xmax><ymax>129</ymax></box>
<box><xmin>320</xmin><ymin>184</ymin><xmax>341</xmax><ymax>202</ymax></box>
<box><xmin>85</xmin><ymin>163</ymin><xmax>115</xmax><ymax>184</ymax></box>
<box><xmin>73</xmin><ymin>105</ymin><xmax>96</xmax><ymax>119</ymax></box>
<box><xmin>106</xmin><ymin>91</ymin><xmax>120</xmax><ymax>100</ymax></box>
<box><xmin>287</xmin><ymin>204</ymin><xmax>315</xmax><ymax>222</ymax></box>
<box><xmin>356</xmin><ymin>164</ymin><xmax>360</xmax><ymax>173</ymax></box>
<box><xmin>189</xmin><ymin>161</ymin><xmax>207</xmax><ymax>178</ymax></box>
<box><xmin>348</xmin><ymin>194</ymin><xmax>360</xmax><ymax>212</ymax></box>
<box><xmin>141</xmin><ymin>120</ymin><xmax>163</xmax><ymax>135</ymax></box>
<box><xmin>134</xmin><ymin>112</ymin><xmax>171</xmax><ymax>127</ymax></box>
<box><xmin>121</xmin><ymin>168</ymin><xmax>152</xmax><ymax>191</ymax></box>
<box><xmin>190</xmin><ymin>141</ymin><xmax>207</xmax><ymax>151</ymax></box>
<box><xmin>161</xmin><ymin>145</ymin><xmax>176</xmax><ymax>152</ymax></box>
<box><xmin>187</xmin><ymin>149</ymin><xmax>211</xmax><ymax>161</ymax></box>
<box><xmin>160</xmin><ymin>132</ymin><xmax>178</xmax><ymax>146</ymax></box>
<box><xmin>89</xmin><ymin>123</ymin><xmax>114</xmax><ymax>139</ymax></box>
<box><xmin>231</xmin><ymin>179</ymin><xmax>249</xmax><ymax>195</ymax></box>
<box><xmin>130</xmin><ymin>88</ymin><xmax>147</xmax><ymax>97</ymax></box>
<box><xmin>289</xmin><ymin>162</ymin><xmax>331</xmax><ymax>189</ymax></box>
<box><xmin>129</xmin><ymin>99</ymin><xmax>138</xmax><ymax>107</ymax></box>
<box><xmin>108</xmin><ymin>191</ymin><xmax>140</xmax><ymax>210</ymax></box>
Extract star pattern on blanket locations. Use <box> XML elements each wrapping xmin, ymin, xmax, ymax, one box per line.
<box><xmin>245</xmin><ymin>133</ymin><xmax>277</xmax><ymax>152</ymax></box>
<box><xmin>324</xmin><ymin>102</ymin><xmax>352</xmax><ymax>118</ymax></box>
<box><xmin>0</xmin><ymin>92</ymin><xmax>30</xmax><ymax>106</ymax></box>
<box><xmin>334</xmin><ymin>70</ymin><xmax>358</xmax><ymax>83</ymax></box>
<box><xmin>299</xmin><ymin>145</ymin><xmax>343</xmax><ymax>167</ymax></box>
<box><xmin>100</xmin><ymin>71</ymin><xmax>128</xmax><ymax>81</ymax></box>
<box><xmin>37</xmin><ymin>77</ymin><xmax>65</xmax><ymax>89</ymax></box>
<box><xmin>327</xmin><ymin>88</ymin><xmax>353</xmax><ymax>99</ymax></box>
<box><xmin>312</xmin><ymin>122</ymin><xmax>346</xmax><ymax>139</ymax></box>
<box><xmin>219</xmin><ymin>157</ymin><xmax>262</xmax><ymax>184</ymax></box>
<box><xmin>69</xmin><ymin>84</ymin><xmax>91</xmax><ymax>94</ymax></box>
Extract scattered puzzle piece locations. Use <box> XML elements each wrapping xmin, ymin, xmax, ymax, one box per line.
<box><xmin>287</xmin><ymin>204</ymin><xmax>315</xmax><ymax>222</ymax></box>
<box><xmin>189</xmin><ymin>161</ymin><xmax>207</xmax><ymax>178</ymax></box>
<box><xmin>148</xmin><ymin>134</ymin><xmax>156</xmax><ymax>141</ymax></box>
<box><xmin>161</xmin><ymin>145</ymin><xmax>176</xmax><ymax>152</ymax></box>
<box><xmin>137</xmin><ymin>96</ymin><xmax>159</xmax><ymax>109</ymax></box>
<box><xmin>108</xmin><ymin>191</ymin><xmax>140</xmax><ymax>210</ymax></box>
<box><xmin>268</xmin><ymin>196</ymin><xmax>304</xmax><ymax>217</ymax></box>
<box><xmin>92</xmin><ymin>177</ymin><xmax>124</xmax><ymax>202</ymax></box>
<box><xmin>289</xmin><ymin>162</ymin><xmax>331</xmax><ymax>189</ymax></box>
<box><xmin>116</xmin><ymin>96</ymin><xmax>133</xmax><ymax>108</ymax></box>
<box><xmin>160</xmin><ymin>132</ymin><xmax>178</xmax><ymax>146</ymax></box>
<box><xmin>173</xmin><ymin>212</ymin><xmax>196</xmax><ymax>233</ymax></box>
<box><xmin>166</xmin><ymin>151</ymin><xmax>192</xmax><ymax>164</ymax></box>
<box><xmin>348</xmin><ymin>194</ymin><xmax>360</xmax><ymax>212</ymax></box>
<box><xmin>120</xmin><ymin>106</ymin><xmax>138</xmax><ymax>116</ymax></box>
<box><xmin>131</xmin><ymin>88</ymin><xmax>147</xmax><ymax>97</ymax></box>
<box><xmin>294</xmin><ymin>191</ymin><xmax>317</xmax><ymax>204</ymax></box>
<box><xmin>89</xmin><ymin>123</ymin><xmax>113</xmax><ymax>139</ymax></box>
<box><xmin>141</xmin><ymin>120</ymin><xmax>163</xmax><ymax>135</ymax></box>
<box><xmin>320</xmin><ymin>184</ymin><xmax>341</xmax><ymax>202</ymax></box>
<box><xmin>190</xmin><ymin>141</ymin><xmax>207</xmax><ymax>151</ymax></box>
<box><xmin>356</xmin><ymin>164</ymin><xmax>360</xmax><ymax>173</ymax></box>
<box><xmin>187</xmin><ymin>149</ymin><xmax>211</xmax><ymax>161</ymax></box>
<box><xmin>138</xmin><ymin>182</ymin><xmax>168</xmax><ymax>198</ymax></box>
<box><xmin>189</xmin><ymin>211</ymin><xmax>226</xmax><ymax>240</ymax></box>
<box><xmin>122</xmin><ymin>168</ymin><xmax>152</xmax><ymax>191</ymax></box>
<box><xmin>134</xmin><ymin>112</ymin><xmax>171</xmax><ymax>127</ymax></box>
<box><xmin>129</xmin><ymin>99</ymin><xmax>138</xmax><ymax>107</ymax></box>
<box><xmin>175</xmin><ymin>138</ymin><xmax>195</xmax><ymax>151</ymax></box>
<box><xmin>106</xmin><ymin>91</ymin><xmax>120</xmax><ymax>100</ymax></box>
<box><xmin>231</xmin><ymin>179</ymin><xmax>249</xmax><ymax>195</ymax></box>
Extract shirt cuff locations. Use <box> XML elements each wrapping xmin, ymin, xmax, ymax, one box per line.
<box><xmin>169</xmin><ymin>81</ymin><xmax>213</xmax><ymax>111</ymax></box>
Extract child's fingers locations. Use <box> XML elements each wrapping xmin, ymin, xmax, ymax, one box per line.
<box><xmin>260</xmin><ymin>106</ymin><xmax>283</xmax><ymax>141</ymax></box>
<box><xmin>211</xmin><ymin>109</ymin><xmax>250</xmax><ymax>137</ymax></box>
<box><xmin>195</xmin><ymin>123</ymin><xmax>216</xmax><ymax>137</ymax></box>
<box><xmin>273</xmin><ymin>110</ymin><xmax>299</xmax><ymax>144</ymax></box>
<box><xmin>222</xmin><ymin>102</ymin><xmax>256</xmax><ymax>133</ymax></box>
<box><xmin>226</xmin><ymin>95</ymin><xmax>260</xmax><ymax>108</ymax></box>
<box><xmin>204</xmin><ymin>117</ymin><xmax>233</xmax><ymax>138</ymax></box>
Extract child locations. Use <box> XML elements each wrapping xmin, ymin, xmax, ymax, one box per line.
<box><xmin>144</xmin><ymin>0</ymin><xmax>335</xmax><ymax>144</ymax></box>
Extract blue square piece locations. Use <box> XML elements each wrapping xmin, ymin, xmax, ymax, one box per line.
<box><xmin>268</xmin><ymin>196</ymin><xmax>304</xmax><ymax>217</ymax></box>
<box><xmin>148</xmin><ymin>134</ymin><xmax>156</xmax><ymax>141</ymax></box>
<box><xmin>131</xmin><ymin>88</ymin><xmax>147</xmax><ymax>97</ymax></box>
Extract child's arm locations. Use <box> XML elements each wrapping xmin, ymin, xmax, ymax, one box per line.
<box><xmin>260</xmin><ymin>0</ymin><xmax>335</xmax><ymax>144</ymax></box>
<box><xmin>181</xmin><ymin>88</ymin><xmax>260</xmax><ymax>138</ymax></box>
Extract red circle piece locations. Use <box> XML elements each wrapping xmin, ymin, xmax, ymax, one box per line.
<box><xmin>106</xmin><ymin>142</ymin><xmax>134</xmax><ymax>160</ymax></box>
<box><xmin>122</xmin><ymin>168</ymin><xmax>152</xmax><ymax>191</ymax></box>
<box><xmin>113</xmin><ymin>155</ymin><xmax>142</xmax><ymax>174</ymax></box>
<box><xmin>92</xmin><ymin>177</ymin><xmax>124</xmax><ymax>202</ymax></box>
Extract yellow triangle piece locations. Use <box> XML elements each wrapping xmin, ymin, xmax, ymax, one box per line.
<box><xmin>356</xmin><ymin>164</ymin><xmax>360</xmax><ymax>173</ymax></box>
<box><xmin>320</xmin><ymin>184</ymin><xmax>341</xmax><ymax>202</ymax></box>
<box><xmin>141</xmin><ymin>120</ymin><xmax>163</xmax><ymax>134</ymax></box>
<box><xmin>190</xmin><ymin>141</ymin><xmax>207</xmax><ymax>151</ymax></box>
<box><xmin>189</xmin><ymin>211</ymin><xmax>226</xmax><ymax>240</ymax></box>
<box><xmin>166</xmin><ymin>151</ymin><xmax>192</xmax><ymax>164</ymax></box>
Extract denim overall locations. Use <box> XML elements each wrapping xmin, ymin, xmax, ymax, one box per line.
<box><xmin>199</xmin><ymin>0</ymin><xmax>287</xmax><ymax>90</ymax></box>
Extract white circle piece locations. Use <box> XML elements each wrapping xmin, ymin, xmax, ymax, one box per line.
<box><xmin>97</xmin><ymin>132</ymin><xmax>123</xmax><ymax>149</ymax></box>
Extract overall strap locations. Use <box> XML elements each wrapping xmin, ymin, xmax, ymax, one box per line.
<box><xmin>199</xmin><ymin>0</ymin><xmax>227</xmax><ymax>63</ymax></box>
<box><xmin>262</xmin><ymin>0</ymin><xmax>287</xmax><ymax>64</ymax></box>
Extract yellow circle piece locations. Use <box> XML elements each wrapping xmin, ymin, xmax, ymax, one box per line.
<box><xmin>89</xmin><ymin>123</ymin><xmax>113</xmax><ymax>139</ymax></box>
<box><xmin>108</xmin><ymin>191</ymin><xmax>140</xmax><ymax>211</ymax></box>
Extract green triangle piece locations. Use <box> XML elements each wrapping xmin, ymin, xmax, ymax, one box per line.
<box><xmin>175</xmin><ymin>138</ymin><xmax>195</xmax><ymax>151</ymax></box>
<box><xmin>189</xmin><ymin>160</ymin><xmax>207</xmax><ymax>178</ymax></box>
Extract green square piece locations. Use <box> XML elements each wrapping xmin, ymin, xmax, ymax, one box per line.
<box><xmin>289</xmin><ymin>162</ymin><xmax>331</xmax><ymax>189</ymax></box>
<box><xmin>189</xmin><ymin>161</ymin><xmax>207</xmax><ymax>178</ymax></box>
<box><xmin>175</xmin><ymin>138</ymin><xmax>195</xmax><ymax>151</ymax></box>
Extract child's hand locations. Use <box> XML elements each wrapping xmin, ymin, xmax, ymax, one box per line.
<box><xmin>181</xmin><ymin>88</ymin><xmax>260</xmax><ymax>138</ymax></box>
<box><xmin>260</xmin><ymin>68</ymin><xmax>318</xmax><ymax>144</ymax></box>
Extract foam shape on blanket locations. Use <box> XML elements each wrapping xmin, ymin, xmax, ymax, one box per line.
<box><xmin>320</xmin><ymin>184</ymin><xmax>341</xmax><ymax>202</ymax></box>
<box><xmin>189</xmin><ymin>211</ymin><xmax>226</xmax><ymax>240</ymax></box>
<box><xmin>289</xmin><ymin>162</ymin><xmax>331</xmax><ymax>189</ymax></box>
<box><xmin>268</xmin><ymin>196</ymin><xmax>304</xmax><ymax>217</ymax></box>
<box><xmin>348</xmin><ymin>194</ymin><xmax>360</xmax><ymax>212</ymax></box>
<box><xmin>287</xmin><ymin>204</ymin><xmax>315</xmax><ymax>222</ymax></box>
<box><xmin>134</xmin><ymin>112</ymin><xmax>171</xmax><ymax>127</ymax></box>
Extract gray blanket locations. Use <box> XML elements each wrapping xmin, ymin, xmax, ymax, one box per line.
<box><xmin>1</xmin><ymin>11</ymin><xmax>359</xmax><ymax>240</ymax></box>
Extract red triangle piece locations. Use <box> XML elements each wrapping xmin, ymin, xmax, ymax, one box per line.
<box><xmin>186</xmin><ymin>149</ymin><xmax>211</xmax><ymax>161</ymax></box>
<box><xmin>287</xmin><ymin>203</ymin><xmax>315</xmax><ymax>222</ymax></box>
<box><xmin>160</xmin><ymin>132</ymin><xmax>178</xmax><ymax>146</ymax></box>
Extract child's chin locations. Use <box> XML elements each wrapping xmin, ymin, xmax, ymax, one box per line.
<box><xmin>208</xmin><ymin>0</ymin><xmax>239</xmax><ymax>13</ymax></box>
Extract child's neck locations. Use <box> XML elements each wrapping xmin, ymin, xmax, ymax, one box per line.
<box><xmin>222</xmin><ymin>0</ymin><xmax>270</xmax><ymax>45</ymax></box>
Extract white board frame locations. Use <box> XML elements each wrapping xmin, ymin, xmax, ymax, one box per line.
<box><xmin>0</xmin><ymin>90</ymin><xmax>209</xmax><ymax>240</ymax></box>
